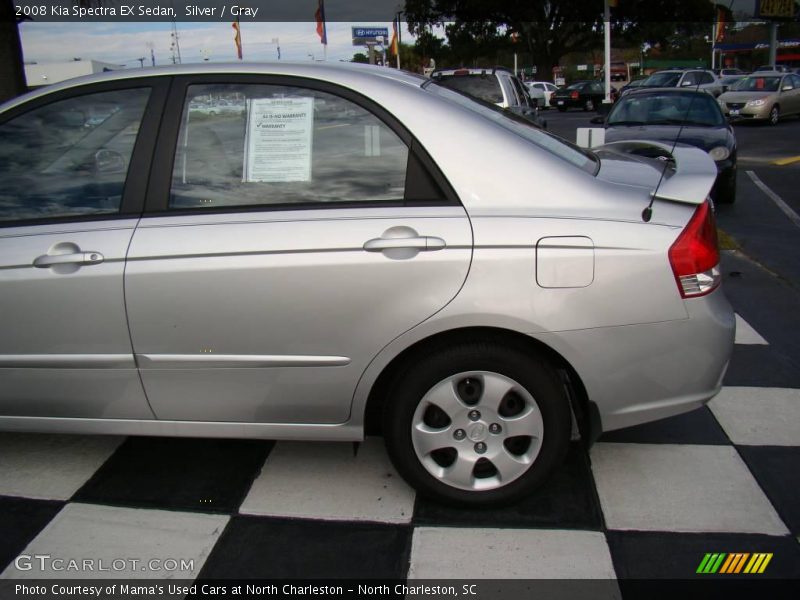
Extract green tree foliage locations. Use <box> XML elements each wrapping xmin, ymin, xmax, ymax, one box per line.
<box><xmin>403</xmin><ymin>0</ymin><xmax>716</xmax><ymax>78</ymax></box>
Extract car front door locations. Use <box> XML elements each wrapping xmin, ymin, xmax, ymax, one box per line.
<box><xmin>782</xmin><ymin>75</ymin><xmax>800</xmax><ymax>115</ymax></box>
<box><xmin>0</xmin><ymin>81</ymin><xmax>166</xmax><ymax>420</ymax></box>
<box><xmin>124</xmin><ymin>78</ymin><xmax>473</xmax><ymax>424</ymax></box>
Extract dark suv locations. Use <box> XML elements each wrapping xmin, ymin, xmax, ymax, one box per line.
<box><xmin>430</xmin><ymin>67</ymin><xmax>545</xmax><ymax>127</ymax></box>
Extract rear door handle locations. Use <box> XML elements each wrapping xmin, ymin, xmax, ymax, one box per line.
<box><xmin>363</xmin><ymin>236</ymin><xmax>445</xmax><ymax>252</ymax></box>
<box><xmin>33</xmin><ymin>252</ymin><xmax>104</xmax><ymax>268</ymax></box>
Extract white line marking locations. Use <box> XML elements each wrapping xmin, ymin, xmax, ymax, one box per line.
<box><xmin>746</xmin><ymin>170</ymin><xmax>800</xmax><ymax>229</ymax></box>
<box><xmin>734</xmin><ymin>314</ymin><xmax>768</xmax><ymax>345</ymax></box>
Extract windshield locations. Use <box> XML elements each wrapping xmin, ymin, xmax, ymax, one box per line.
<box><xmin>734</xmin><ymin>76</ymin><xmax>781</xmax><ymax>92</ymax></box>
<box><xmin>643</xmin><ymin>72</ymin><xmax>682</xmax><ymax>87</ymax></box>
<box><xmin>566</xmin><ymin>81</ymin><xmax>587</xmax><ymax>90</ymax></box>
<box><xmin>607</xmin><ymin>92</ymin><xmax>724</xmax><ymax>127</ymax></box>
<box><xmin>423</xmin><ymin>80</ymin><xmax>599</xmax><ymax>175</ymax></box>
<box><xmin>432</xmin><ymin>73</ymin><xmax>504</xmax><ymax>104</ymax></box>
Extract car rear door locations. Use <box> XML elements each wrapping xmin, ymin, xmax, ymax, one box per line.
<box><xmin>124</xmin><ymin>76</ymin><xmax>472</xmax><ymax>424</ymax></box>
<box><xmin>0</xmin><ymin>79</ymin><xmax>167</xmax><ymax>420</ymax></box>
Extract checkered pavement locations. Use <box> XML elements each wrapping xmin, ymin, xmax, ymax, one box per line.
<box><xmin>1</xmin><ymin>253</ymin><xmax>798</xmax><ymax>592</ymax></box>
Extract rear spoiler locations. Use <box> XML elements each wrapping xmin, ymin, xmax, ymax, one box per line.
<box><xmin>599</xmin><ymin>140</ymin><xmax>717</xmax><ymax>205</ymax></box>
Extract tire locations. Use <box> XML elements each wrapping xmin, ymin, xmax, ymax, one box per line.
<box><xmin>382</xmin><ymin>341</ymin><xmax>571</xmax><ymax>507</ymax></box>
<box><xmin>768</xmin><ymin>105</ymin><xmax>780</xmax><ymax>126</ymax></box>
<box><xmin>584</xmin><ymin>99</ymin><xmax>595</xmax><ymax>112</ymax></box>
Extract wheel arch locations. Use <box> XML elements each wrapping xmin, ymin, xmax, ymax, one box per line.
<box><xmin>362</xmin><ymin>326</ymin><xmax>598</xmax><ymax>445</ymax></box>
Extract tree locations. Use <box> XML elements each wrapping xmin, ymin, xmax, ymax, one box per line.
<box><xmin>403</xmin><ymin>0</ymin><xmax>716</xmax><ymax>79</ymax></box>
<box><xmin>351</xmin><ymin>52</ymin><xmax>369</xmax><ymax>63</ymax></box>
<box><xmin>0</xmin><ymin>0</ymin><xmax>27</xmax><ymax>102</ymax></box>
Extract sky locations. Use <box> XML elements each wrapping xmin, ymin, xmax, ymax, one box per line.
<box><xmin>19</xmin><ymin>20</ymin><xmax>419</xmax><ymax>68</ymax></box>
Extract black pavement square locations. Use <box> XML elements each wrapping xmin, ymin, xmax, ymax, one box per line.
<box><xmin>724</xmin><ymin>345</ymin><xmax>800</xmax><ymax>389</ymax></box>
<box><xmin>598</xmin><ymin>406</ymin><xmax>729</xmax><ymax>445</ymax></box>
<box><xmin>606</xmin><ymin>530</ymin><xmax>800</xmax><ymax>580</ymax></box>
<box><xmin>413</xmin><ymin>443</ymin><xmax>603</xmax><ymax>530</ymax></box>
<box><xmin>737</xmin><ymin>446</ymin><xmax>800</xmax><ymax>537</ymax></box>
<box><xmin>198</xmin><ymin>516</ymin><xmax>412</xmax><ymax>579</ymax></box>
<box><xmin>73</xmin><ymin>437</ymin><xmax>273</xmax><ymax>513</ymax></box>
<box><xmin>0</xmin><ymin>496</ymin><xmax>63</xmax><ymax>572</ymax></box>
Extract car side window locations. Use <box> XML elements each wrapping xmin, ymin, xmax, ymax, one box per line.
<box><xmin>700</xmin><ymin>72</ymin><xmax>715</xmax><ymax>84</ymax></box>
<box><xmin>170</xmin><ymin>84</ymin><xmax>410</xmax><ymax>209</ymax></box>
<box><xmin>682</xmin><ymin>72</ymin><xmax>699</xmax><ymax>86</ymax></box>
<box><xmin>0</xmin><ymin>88</ymin><xmax>150</xmax><ymax>223</ymax></box>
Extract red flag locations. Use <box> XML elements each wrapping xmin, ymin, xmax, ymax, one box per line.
<box><xmin>715</xmin><ymin>7</ymin><xmax>728</xmax><ymax>43</ymax></box>
<box><xmin>315</xmin><ymin>0</ymin><xmax>327</xmax><ymax>45</ymax></box>
<box><xmin>232</xmin><ymin>20</ymin><xmax>243</xmax><ymax>59</ymax></box>
<box><xmin>389</xmin><ymin>20</ymin><xmax>398</xmax><ymax>56</ymax></box>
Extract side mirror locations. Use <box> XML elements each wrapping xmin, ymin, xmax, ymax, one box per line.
<box><xmin>590</xmin><ymin>115</ymin><xmax>605</xmax><ymax>125</ymax></box>
<box><xmin>680</xmin><ymin>80</ymin><xmax>694</xmax><ymax>87</ymax></box>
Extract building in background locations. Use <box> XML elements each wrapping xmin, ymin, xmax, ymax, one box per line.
<box><xmin>24</xmin><ymin>59</ymin><xmax>123</xmax><ymax>88</ymax></box>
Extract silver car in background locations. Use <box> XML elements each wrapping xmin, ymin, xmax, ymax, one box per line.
<box><xmin>0</xmin><ymin>63</ymin><xmax>734</xmax><ymax>506</ymax></box>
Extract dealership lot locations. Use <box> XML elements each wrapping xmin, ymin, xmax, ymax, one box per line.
<box><xmin>1</xmin><ymin>101</ymin><xmax>799</xmax><ymax>590</ymax></box>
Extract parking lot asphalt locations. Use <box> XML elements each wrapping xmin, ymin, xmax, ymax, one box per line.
<box><xmin>0</xmin><ymin>109</ymin><xmax>798</xmax><ymax>594</ymax></box>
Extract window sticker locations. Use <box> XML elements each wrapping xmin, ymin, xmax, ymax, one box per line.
<box><xmin>243</xmin><ymin>97</ymin><xmax>313</xmax><ymax>182</ymax></box>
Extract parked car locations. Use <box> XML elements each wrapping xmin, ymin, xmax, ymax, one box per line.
<box><xmin>592</xmin><ymin>88</ymin><xmax>737</xmax><ymax>204</ymax></box>
<box><xmin>430</xmin><ymin>67</ymin><xmax>544</xmax><ymax>127</ymax></box>
<box><xmin>619</xmin><ymin>77</ymin><xmax>649</xmax><ymax>96</ymax></box>
<box><xmin>754</xmin><ymin>64</ymin><xmax>791</xmax><ymax>73</ymax></box>
<box><xmin>717</xmin><ymin>72</ymin><xmax>800</xmax><ymax>125</ymax></box>
<box><xmin>552</xmin><ymin>80</ymin><xmax>607</xmax><ymax>111</ymax></box>
<box><xmin>0</xmin><ymin>63</ymin><xmax>734</xmax><ymax>506</ymax></box>
<box><xmin>719</xmin><ymin>74</ymin><xmax>747</xmax><ymax>93</ymax></box>
<box><xmin>524</xmin><ymin>81</ymin><xmax>558</xmax><ymax>108</ymax></box>
<box><xmin>641</xmin><ymin>69</ymin><xmax>723</xmax><ymax>97</ymax></box>
<box><xmin>713</xmin><ymin>68</ymin><xmax>746</xmax><ymax>77</ymax></box>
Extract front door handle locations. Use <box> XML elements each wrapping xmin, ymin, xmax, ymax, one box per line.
<box><xmin>33</xmin><ymin>251</ymin><xmax>104</xmax><ymax>268</ymax></box>
<box><xmin>363</xmin><ymin>236</ymin><xmax>445</xmax><ymax>252</ymax></box>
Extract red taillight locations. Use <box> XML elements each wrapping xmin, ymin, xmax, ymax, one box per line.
<box><xmin>668</xmin><ymin>201</ymin><xmax>721</xmax><ymax>298</ymax></box>
<box><xmin>570</xmin><ymin>91</ymin><xmax>579</xmax><ymax>99</ymax></box>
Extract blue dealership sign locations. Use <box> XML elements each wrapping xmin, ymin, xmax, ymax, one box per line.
<box><xmin>352</xmin><ymin>26</ymin><xmax>389</xmax><ymax>46</ymax></box>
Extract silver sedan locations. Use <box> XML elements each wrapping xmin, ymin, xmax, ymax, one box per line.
<box><xmin>0</xmin><ymin>63</ymin><xmax>734</xmax><ymax>506</ymax></box>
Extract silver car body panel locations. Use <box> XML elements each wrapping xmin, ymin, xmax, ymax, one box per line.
<box><xmin>124</xmin><ymin>206</ymin><xmax>472</xmax><ymax>423</ymax></box>
<box><xmin>0</xmin><ymin>219</ymin><xmax>153</xmax><ymax>420</ymax></box>
<box><xmin>0</xmin><ymin>63</ymin><xmax>734</xmax><ymax>439</ymax></box>
<box><xmin>598</xmin><ymin>141</ymin><xmax>718</xmax><ymax>204</ymax></box>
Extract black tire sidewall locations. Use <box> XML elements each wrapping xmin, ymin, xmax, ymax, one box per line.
<box><xmin>382</xmin><ymin>343</ymin><xmax>571</xmax><ymax>507</ymax></box>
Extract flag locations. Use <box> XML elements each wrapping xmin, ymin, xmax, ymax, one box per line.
<box><xmin>715</xmin><ymin>6</ymin><xmax>730</xmax><ymax>43</ymax></box>
<box><xmin>315</xmin><ymin>0</ymin><xmax>327</xmax><ymax>45</ymax></box>
<box><xmin>232</xmin><ymin>19</ymin><xmax>243</xmax><ymax>59</ymax></box>
<box><xmin>389</xmin><ymin>19</ymin><xmax>398</xmax><ymax>56</ymax></box>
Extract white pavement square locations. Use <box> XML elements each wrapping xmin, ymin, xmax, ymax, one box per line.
<box><xmin>0</xmin><ymin>503</ymin><xmax>228</xmax><ymax>579</ymax></box>
<box><xmin>408</xmin><ymin>528</ymin><xmax>619</xmax><ymax>580</ymax></box>
<box><xmin>734</xmin><ymin>314</ymin><xmax>769</xmax><ymax>345</ymax></box>
<box><xmin>709</xmin><ymin>387</ymin><xmax>800</xmax><ymax>446</ymax></box>
<box><xmin>591</xmin><ymin>443</ymin><xmax>789</xmax><ymax>535</ymax></box>
<box><xmin>239</xmin><ymin>438</ymin><xmax>415</xmax><ymax>523</ymax></box>
<box><xmin>0</xmin><ymin>434</ymin><xmax>122</xmax><ymax>501</ymax></box>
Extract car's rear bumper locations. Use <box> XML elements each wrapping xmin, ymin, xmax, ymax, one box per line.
<box><xmin>532</xmin><ymin>286</ymin><xmax>735</xmax><ymax>432</ymax></box>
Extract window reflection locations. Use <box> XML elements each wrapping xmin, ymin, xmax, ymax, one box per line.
<box><xmin>170</xmin><ymin>84</ymin><xmax>409</xmax><ymax>210</ymax></box>
<box><xmin>0</xmin><ymin>89</ymin><xmax>150</xmax><ymax>222</ymax></box>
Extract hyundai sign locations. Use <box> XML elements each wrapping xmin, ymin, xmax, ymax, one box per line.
<box><xmin>352</xmin><ymin>26</ymin><xmax>389</xmax><ymax>46</ymax></box>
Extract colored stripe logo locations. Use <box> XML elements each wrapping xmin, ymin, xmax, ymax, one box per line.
<box><xmin>697</xmin><ymin>553</ymin><xmax>773</xmax><ymax>574</ymax></box>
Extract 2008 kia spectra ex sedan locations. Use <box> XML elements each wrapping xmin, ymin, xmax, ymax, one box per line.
<box><xmin>0</xmin><ymin>63</ymin><xmax>734</xmax><ymax>506</ymax></box>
